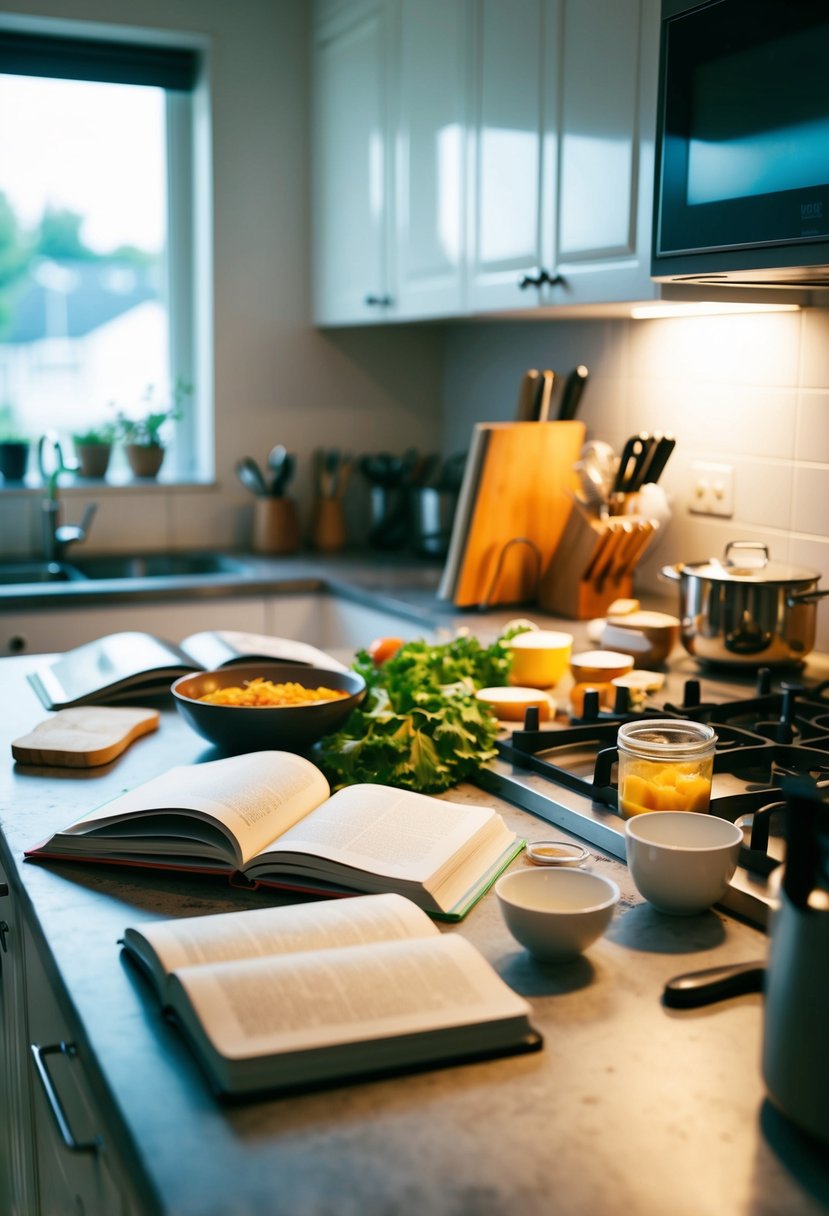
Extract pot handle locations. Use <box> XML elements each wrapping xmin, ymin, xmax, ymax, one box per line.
<box><xmin>659</xmin><ymin>563</ymin><xmax>683</xmax><ymax>583</ymax></box>
<box><xmin>788</xmin><ymin>588</ymin><xmax>829</xmax><ymax>606</ymax></box>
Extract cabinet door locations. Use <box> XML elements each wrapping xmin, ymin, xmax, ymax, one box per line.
<box><xmin>312</xmin><ymin>2</ymin><xmax>394</xmax><ymax>324</ymax></box>
<box><xmin>466</xmin><ymin>0</ymin><xmax>560</xmax><ymax>313</ymax></box>
<box><xmin>0</xmin><ymin>858</ymin><xmax>37</xmax><ymax>1215</ymax></box>
<box><xmin>394</xmin><ymin>0</ymin><xmax>467</xmax><ymax>317</ymax></box>
<box><xmin>24</xmin><ymin>921</ymin><xmax>143</xmax><ymax>1215</ymax></box>
<box><xmin>549</xmin><ymin>0</ymin><xmax>658</xmax><ymax>307</ymax></box>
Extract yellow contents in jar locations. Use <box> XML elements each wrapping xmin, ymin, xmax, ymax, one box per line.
<box><xmin>619</xmin><ymin>761</ymin><xmax>712</xmax><ymax>819</ymax></box>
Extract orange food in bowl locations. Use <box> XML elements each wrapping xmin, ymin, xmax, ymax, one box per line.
<box><xmin>476</xmin><ymin>686</ymin><xmax>554</xmax><ymax>721</ymax></box>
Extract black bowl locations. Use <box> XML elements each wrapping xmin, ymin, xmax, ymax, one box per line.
<box><xmin>172</xmin><ymin>663</ymin><xmax>366</xmax><ymax>753</ymax></box>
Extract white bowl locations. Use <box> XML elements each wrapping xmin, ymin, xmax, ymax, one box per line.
<box><xmin>495</xmin><ymin>867</ymin><xmax>620</xmax><ymax>962</ymax></box>
<box><xmin>624</xmin><ymin>811</ymin><xmax>742</xmax><ymax>916</ymax></box>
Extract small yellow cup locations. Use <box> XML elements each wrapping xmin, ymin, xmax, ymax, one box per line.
<box><xmin>508</xmin><ymin>630</ymin><xmax>573</xmax><ymax>689</ymax></box>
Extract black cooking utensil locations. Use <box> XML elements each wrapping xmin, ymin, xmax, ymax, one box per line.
<box><xmin>663</xmin><ymin>960</ymin><xmax>766</xmax><ymax>1009</ymax></box>
<box><xmin>640</xmin><ymin>434</ymin><xmax>676</xmax><ymax>486</ymax></box>
<box><xmin>534</xmin><ymin>369</ymin><xmax>556</xmax><ymax>422</ymax></box>
<box><xmin>235</xmin><ymin>457</ymin><xmax>268</xmax><ymax>497</ymax></box>
<box><xmin>612</xmin><ymin>434</ymin><xmax>647</xmax><ymax>493</ymax></box>
<box><xmin>557</xmin><ymin>364</ymin><xmax>589</xmax><ymax>421</ymax></box>
<box><xmin>627</xmin><ymin>434</ymin><xmax>656</xmax><ymax>492</ymax></box>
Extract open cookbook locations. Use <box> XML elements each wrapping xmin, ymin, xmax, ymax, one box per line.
<box><xmin>121</xmin><ymin>893</ymin><xmax>541</xmax><ymax>1097</ymax></box>
<box><xmin>26</xmin><ymin>750</ymin><xmax>524</xmax><ymax>920</ymax></box>
<box><xmin>26</xmin><ymin>629</ymin><xmax>347</xmax><ymax>710</ymax></box>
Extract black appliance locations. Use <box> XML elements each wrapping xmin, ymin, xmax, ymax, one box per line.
<box><xmin>652</xmin><ymin>0</ymin><xmax>829</xmax><ymax>288</ymax></box>
<box><xmin>476</xmin><ymin>664</ymin><xmax>829</xmax><ymax>930</ymax></box>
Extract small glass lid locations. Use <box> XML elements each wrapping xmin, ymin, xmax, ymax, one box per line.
<box><xmin>526</xmin><ymin>840</ymin><xmax>591</xmax><ymax>867</ymax></box>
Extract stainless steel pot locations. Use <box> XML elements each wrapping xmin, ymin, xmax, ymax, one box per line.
<box><xmin>661</xmin><ymin>541</ymin><xmax>829</xmax><ymax>666</ymax></box>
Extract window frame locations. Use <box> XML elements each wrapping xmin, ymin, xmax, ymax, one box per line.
<box><xmin>0</xmin><ymin>21</ymin><xmax>209</xmax><ymax>487</ymax></box>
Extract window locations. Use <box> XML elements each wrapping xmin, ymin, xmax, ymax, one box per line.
<box><xmin>0</xmin><ymin>30</ymin><xmax>202</xmax><ymax>481</ymax></box>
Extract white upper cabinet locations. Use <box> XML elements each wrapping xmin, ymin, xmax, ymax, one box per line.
<box><xmin>312</xmin><ymin>2</ymin><xmax>394</xmax><ymax>325</ymax></box>
<box><xmin>465</xmin><ymin>0</ymin><xmax>559</xmax><ymax>313</ymax></box>
<box><xmin>312</xmin><ymin>0</ymin><xmax>660</xmax><ymax>323</ymax></box>
<box><xmin>394</xmin><ymin>0</ymin><xmax>468</xmax><ymax>318</ymax></box>
<box><xmin>549</xmin><ymin>0</ymin><xmax>658</xmax><ymax>309</ymax></box>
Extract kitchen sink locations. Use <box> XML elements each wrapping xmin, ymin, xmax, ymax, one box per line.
<box><xmin>0</xmin><ymin>561</ymin><xmax>87</xmax><ymax>585</ymax></box>
<box><xmin>0</xmin><ymin>552</ymin><xmax>254</xmax><ymax>586</ymax></box>
<box><xmin>70</xmin><ymin>553</ymin><xmax>253</xmax><ymax>580</ymax></box>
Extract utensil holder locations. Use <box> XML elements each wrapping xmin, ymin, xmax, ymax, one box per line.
<box><xmin>251</xmin><ymin>497</ymin><xmax>301</xmax><ymax>555</ymax></box>
<box><xmin>538</xmin><ymin>503</ymin><xmax>658</xmax><ymax>619</ymax></box>
<box><xmin>311</xmin><ymin>498</ymin><xmax>347</xmax><ymax>553</ymax></box>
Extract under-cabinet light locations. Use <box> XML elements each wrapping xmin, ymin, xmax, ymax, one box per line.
<box><xmin>630</xmin><ymin>301</ymin><xmax>801</xmax><ymax>319</ymax></box>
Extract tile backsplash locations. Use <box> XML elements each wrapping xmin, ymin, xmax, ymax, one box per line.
<box><xmin>441</xmin><ymin>305</ymin><xmax>829</xmax><ymax>652</ymax></box>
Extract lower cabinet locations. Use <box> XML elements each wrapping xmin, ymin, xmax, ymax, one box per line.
<box><xmin>23</xmin><ymin>919</ymin><xmax>146</xmax><ymax>1216</ymax></box>
<box><xmin>0</xmin><ymin>595</ymin><xmax>270</xmax><ymax>657</ymax></box>
<box><xmin>0</xmin><ymin>856</ymin><xmax>37</xmax><ymax>1216</ymax></box>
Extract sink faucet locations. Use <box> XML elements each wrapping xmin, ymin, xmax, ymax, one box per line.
<box><xmin>38</xmin><ymin>432</ymin><xmax>97</xmax><ymax>563</ymax></box>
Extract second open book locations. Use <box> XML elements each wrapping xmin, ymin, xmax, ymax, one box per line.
<box><xmin>122</xmin><ymin>893</ymin><xmax>541</xmax><ymax>1097</ymax></box>
<box><xmin>27</xmin><ymin>750</ymin><xmax>524</xmax><ymax>920</ymax></box>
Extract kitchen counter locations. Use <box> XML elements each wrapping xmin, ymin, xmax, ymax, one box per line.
<box><xmin>2</xmin><ymin>655</ymin><xmax>829</xmax><ymax>1216</ymax></box>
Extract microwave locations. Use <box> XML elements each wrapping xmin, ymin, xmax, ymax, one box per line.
<box><xmin>652</xmin><ymin>0</ymin><xmax>829</xmax><ymax>287</ymax></box>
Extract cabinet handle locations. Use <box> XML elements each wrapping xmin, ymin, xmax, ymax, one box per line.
<box><xmin>364</xmin><ymin>293</ymin><xmax>393</xmax><ymax>306</ymax></box>
<box><xmin>517</xmin><ymin>269</ymin><xmax>564</xmax><ymax>290</ymax></box>
<box><xmin>0</xmin><ymin>881</ymin><xmax>8</xmax><ymax>897</ymax></box>
<box><xmin>0</xmin><ymin>920</ymin><xmax>8</xmax><ymax>952</ymax></box>
<box><xmin>31</xmin><ymin>1042</ymin><xmax>102</xmax><ymax>1154</ymax></box>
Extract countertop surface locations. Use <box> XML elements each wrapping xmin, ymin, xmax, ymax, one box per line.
<box><xmin>3</xmin><ymin>647</ymin><xmax>829</xmax><ymax>1216</ymax></box>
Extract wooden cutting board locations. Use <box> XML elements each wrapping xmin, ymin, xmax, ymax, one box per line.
<box><xmin>12</xmin><ymin>707</ymin><xmax>160</xmax><ymax>768</ymax></box>
<box><xmin>452</xmin><ymin>420</ymin><xmax>586</xmax><ymax>607</ymax></box>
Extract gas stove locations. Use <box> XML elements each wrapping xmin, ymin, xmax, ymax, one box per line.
<box><xmin>475</xmin><ymin>663</ymin><xmax>829</xmax><ymax>928</ymax></box>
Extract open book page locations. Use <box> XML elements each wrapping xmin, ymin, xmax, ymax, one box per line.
<box><xmin>180</xmin><ymin>631</ymin><xmax>347</xmax><ymax>673</ymax></box>
<box><xmin>123</xmin><ymin>893</ymin><xmax>439</xmax><ymax>999</ymax></box>
<box><xmin>169</xmin><ymin>934</ymin><xmax>532</xmax><ymax>1089</ymax></box>
<box><xmin>27</xmin><ymin>631</ymin><xmax>193</xmax><ymax>710</ymax></box>
<box><xmin>60</xmin><ymin>751</ymin><xmax>330</xmax><ymax>867</ymax></box>
<box><xmin>248</xmin><ymin>783</ymin><xmax>505</xmax><ymax>883</ymax></box>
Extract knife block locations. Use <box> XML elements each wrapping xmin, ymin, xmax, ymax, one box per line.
<box><xmin>537</xmin><ymin>504</ymin><xmax>658</xmax><ymax>619</ymax></box>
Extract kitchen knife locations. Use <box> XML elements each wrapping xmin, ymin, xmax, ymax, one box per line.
<box><xmin>534</xmin><ymin>369</ymin><xmax>556</xmax><ymax>422</ymax></box>
<box><xmin>557</xmin><ymin>364</ymin><xmax>589</xmax><ymax>421</ymax></box>
<box><xmin>515</xmin><ymin>369</ymin><xmax>541</xmax><ymax>422</ymax></box>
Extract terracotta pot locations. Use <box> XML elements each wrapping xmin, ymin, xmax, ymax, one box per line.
<box><xmin>125</xmin><ymin>443</ymin><xmax>165</xmax><ymax>478</ymax></box>
<box><xmin>75</xmin><ymin>443</ymin><xmax>112</xmax><ymax>479</ymax></box>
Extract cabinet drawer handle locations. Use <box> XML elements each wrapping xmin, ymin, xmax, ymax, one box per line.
<box><xmin>364</xmin><ymin>293</ymin><xmax>393</xmax><ymax>306</ymax></box>
<box><xmin>517</xmin><ymin>269</ymin><xmax>564</xmax><ymax>289</ymax></box>
<box><xmin>0</xmin><ymin>920</ymin><xmax>9</xmax><ymax>952</ymax></box>
<box><xmin>31</xmin><ymin>1042</ymin><xmax>101</xmax><ymax>1154</ymax></box>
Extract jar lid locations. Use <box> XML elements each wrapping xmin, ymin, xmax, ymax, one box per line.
<box><xmin>617</xmin><ymin>718</ymin><xmax>716</xmax><ymax>758</ymax></box>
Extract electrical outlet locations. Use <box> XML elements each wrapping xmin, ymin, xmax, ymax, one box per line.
<box><xmin>689</xmin><ymin>461</ymin><xmax>735</xmax><ymax>517</ymax></box>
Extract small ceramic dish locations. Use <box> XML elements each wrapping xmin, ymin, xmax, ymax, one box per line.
<box><xmin>507</xmin><ymin>630</ymin><xmax>574</xmax><ymax>689</ymax></box>
<box><xmin>526</xmin><ymin>840</ymin><xmax>591</xmax><ymax>867</ymax></box>
<box><xmin>495</xmin><ymin>867</ymin><xmax>620</xmax><ymax>962</ymax></box>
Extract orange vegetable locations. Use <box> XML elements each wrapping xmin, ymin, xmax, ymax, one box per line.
<box><xmin>620</xmin><ymin>762</ymin><xmax>712</xmax><ymax>818</ymax></box>
<box><xmin>367</xmin><ymin>637</ymin><xmax>405</xmax><ymax>666</ymax></box>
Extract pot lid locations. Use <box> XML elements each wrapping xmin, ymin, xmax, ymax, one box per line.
<box><xmin>682</xmin><ymin>542</ymin><xmax>819</xmax><ymax>586</ymax></box>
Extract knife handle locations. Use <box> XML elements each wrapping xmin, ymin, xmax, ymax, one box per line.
<box><xmin>663</xmin><ymin>961</ymin><xmax>765</xmax><ymax>1009</ymax></box>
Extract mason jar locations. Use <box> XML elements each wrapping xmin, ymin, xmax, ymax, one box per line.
<box><xmin>616</xmin><ymin>719</ymin><xmax>717</xmax><ymax>820</ymax></box>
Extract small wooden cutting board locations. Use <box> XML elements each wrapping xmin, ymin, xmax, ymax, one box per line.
<box><xmin>12</xmin><ymin>707</ymin><xmax>160</xmax><ymax>768</ymax></box>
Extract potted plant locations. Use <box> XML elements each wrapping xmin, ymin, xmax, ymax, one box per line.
<box><xmin>71</xmin><ymin>421</ymin><xmax>117</xmax><ymax>479</ymax></box>
<box><xmin>116</xmin><ymin>379</ymin><xmax>192</xmax><ymax>479</ymax></box>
